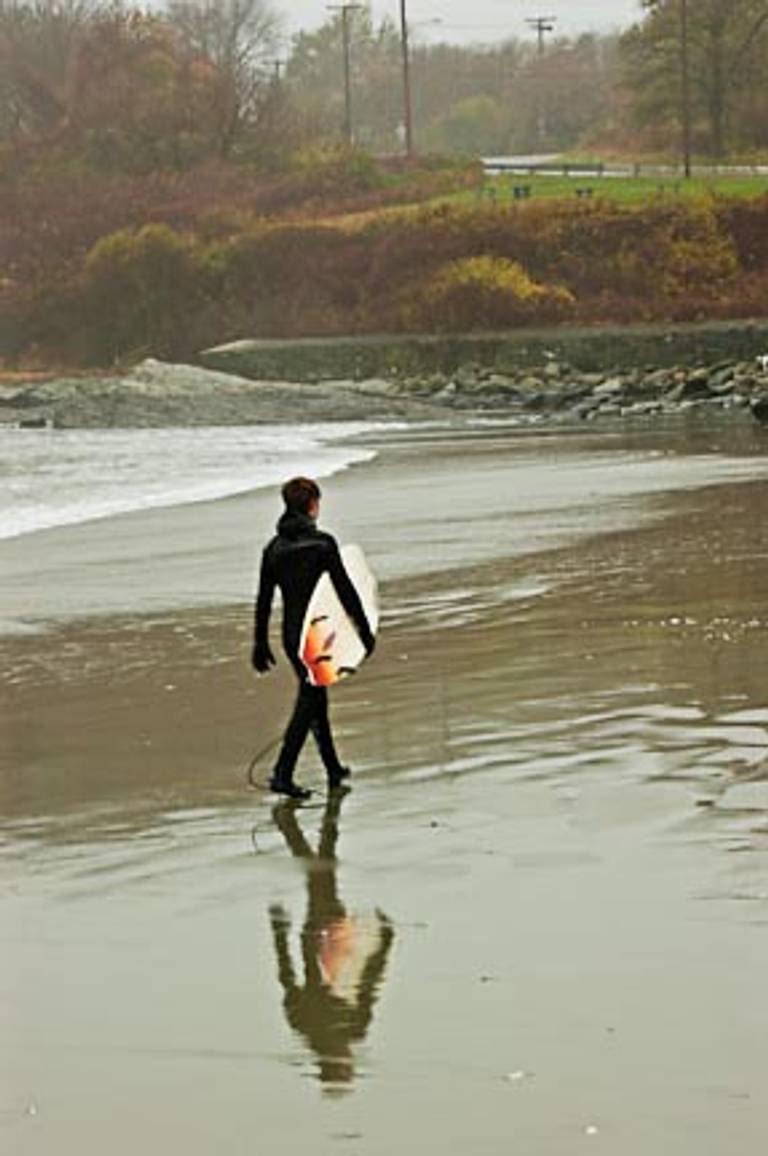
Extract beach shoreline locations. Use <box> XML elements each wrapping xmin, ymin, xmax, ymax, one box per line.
<box><xmin>3</xmin><ymin>421</ymin><xmax>768</xmax><ymax>1154</ymax></box>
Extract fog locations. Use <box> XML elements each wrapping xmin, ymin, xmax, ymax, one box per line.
<box><xmin>280</xmin><ymin>0</ymin><xmax>642</xmax><ymax>42</ymax></box>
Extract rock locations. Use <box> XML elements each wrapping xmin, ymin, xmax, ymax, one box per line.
<box><xmin>710</xmin><ymin>364</ymin><xmax>736</xmax><ymax>390</ymax></box>
<box><xmin>572</xmin><ymin>401</ymin><xmax>599</xmax><ymax>420</ymax></box>
<box><xmin>485</xmin><ymin>374</ymin><xmax>520</xmax><ymax>393</ymax></box>
<box><xmin>592</xmin><ymin>378</ymin><xmax>624</xmax><ymax>398</ymax></box>
<box><xmin>751</xmin><ymin>396</ymin><xmax>768</xmax><ymax>423</ymax></box>
<box><xmin>668</xmin><ymin>375</ymin><xmax>713</xmax><ymax>402</ymax></box>
<box><xmin>623</xmin><ymin>401</ymin><xmax>662</xmax><ymax>417</ymax></box>
<box><xmin>17</xmin><ymin>414</ymin><xmax>53</xmax><ymax>429</ymax></box>
<box><xmin>642</xmin><ymin>367</ymin><xmax>673</xmax><ymax>392</ymax></box>
<box><xmin>543</xmin><ymin>361</ymin><xmax>563</xmax><ymax>380</ymax></box>
<box><xmin>522</xmin><ymin>391</ymin><xmax>552</xmax><ymax>411</ymax></box>
<box><xmin>455</xmin><ymin>364</ymin><xmax>482</xmax><ymax>388</ymax></box>
<box><xmin>562</xmin><ymin>381</ymin><xmax>594</xmax><ymax>403</ymax></box>
<box><xmin>518</xmin><ymin>375</ymin><xmax>545</xmax><ymax>392</ymax></box>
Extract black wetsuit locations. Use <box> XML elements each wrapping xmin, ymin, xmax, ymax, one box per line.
<box><xmin>254</xmin><ymin>511</ymin><xmax>374</xmax><ymax>782</ymax></box>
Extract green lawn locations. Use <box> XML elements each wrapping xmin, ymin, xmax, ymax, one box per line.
<box><xmin>449</xmin><ymin>172</ymin><xmax>768</xmax><ymax>206</ymax></box>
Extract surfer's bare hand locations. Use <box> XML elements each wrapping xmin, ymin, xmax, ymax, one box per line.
<box><xmin>252</xmin><ymin>643</ymin><xmax>276</xmax><ymax>673</ymax></box>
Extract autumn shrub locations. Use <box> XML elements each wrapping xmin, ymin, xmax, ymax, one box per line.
<box><xmin>3</xmin><ymin>178</ymin><xmax>766</xmax><ymax>364</ymax></box>
<box><xmin>79</xmin><ymin>224</ymin><xmax>208</xmax><ymax>361</ymax></box>
<box><xmin>211</xmin><ymin>221</ymin><xmax>373</xmax><ymax>335</ymax></box>
<box><xmin>402</xmin><ymin>255</ymin><xmax>575</xmax><ymax>331</ymax></box>
<box><xmin>604</xmin><ymin>202</ymin><xmax>739</xmax><ymax>300</ymax></box>
<box><xmin>357</xmin><ymin>197</ymin><xmax>743</xmax><ymax>317</ymax></box>
<box><xmin>715</xmin><ymin>194</ymin><xmax>768</xmax><ymax>271</ymax></box>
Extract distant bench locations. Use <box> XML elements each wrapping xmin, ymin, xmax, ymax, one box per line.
<box><xmin>478</xmin><ymin>181</ymin><xmax>597</xmax><ymax>202</ymax></box>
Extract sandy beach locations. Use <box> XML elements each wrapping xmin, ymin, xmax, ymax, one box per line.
<box><xmin>2</xmin><ymin>417</ymin><xmax>768</xmax><ymax>1155</ymax></box>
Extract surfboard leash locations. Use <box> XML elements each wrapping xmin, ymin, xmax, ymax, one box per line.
<box><xmin>244</xmin><ymin>734</ymin><xmax>333</xmax><ymax>805</ymax></box>
<box><xmin>245</xmin><ymin>734</ymin><xmax>282</xmax><ymax>788</ymax></box>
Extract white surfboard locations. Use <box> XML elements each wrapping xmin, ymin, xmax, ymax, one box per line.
<box><xmin>300</xmin><ymin>544</ymin><xmax>379</xmax><ymax>687</ymax></box>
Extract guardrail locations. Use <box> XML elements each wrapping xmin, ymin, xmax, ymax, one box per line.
<box><xmin>482</xmin><ymin>158</ymin><xmax>768</xmax><ymax>178</ymax></box>
<box><xmin>484</xmin><ymin>160</ymin><xmax>607</xmax><ymax>177</ymax></box>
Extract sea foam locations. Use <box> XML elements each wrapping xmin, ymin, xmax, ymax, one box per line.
<box><xmin>0</xmin><ymin>422</ymin><xmax>383</xmax><ymax>541</ymax></box>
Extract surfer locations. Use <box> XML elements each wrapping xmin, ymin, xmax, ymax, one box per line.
<box><xmin>252</xmin><ymin>476</ymin><xmax>376</xmax><ymax>800</ymax></box>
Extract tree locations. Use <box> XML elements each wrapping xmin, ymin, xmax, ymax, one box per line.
<box><xmin>166</xmin><ymin>0</ymin><xmax>281</xmax><ymax>157</ymax></box>
<box><xmin>0</xmin><ymin>0</ymin><xmax>99</xmax><ymax>141</ymax></box>
<box><xmin>621</xmin><ymin>0</ymin><xmax>768</xmax><ymax>157</ymax></box>
<box><xmin>287</xmin><ymin>10</ymin><xmax>402</xmax><ymax>151</ymax></box>
<box><xmin>0</xmin><ymin>2</ymin><xmax>221</xmax><ymax>171</ymax></box>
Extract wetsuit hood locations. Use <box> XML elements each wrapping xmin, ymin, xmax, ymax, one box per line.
<box><xmin>276</xmin><ymin>510</ymin><xmax>317</xmax><ymax>540</ymax></box>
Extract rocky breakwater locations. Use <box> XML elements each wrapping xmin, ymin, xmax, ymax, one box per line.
<box><xmin>1</xmin><ymin>355</ymin><xmax>767</xmax><ymax>430</ymax></box>
<box><xmin>0</xmin><ymin>360</ymin><xmax>441</xmax><ymax>429</ymax></box>
<box><xmin>371</xmin><ymin>355</ymin><xmax>768</xmax><ymax>425</ymax></box>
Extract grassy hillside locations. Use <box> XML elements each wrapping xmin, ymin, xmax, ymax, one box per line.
<box><xmin>468</xmin><ymin>172</ymin><xmax>768</xmax><ymax>207</ymax></box>
<box><xmin>2</xmin><ymin>157</ymin><xmax>767</xmax><ymax>369</ymax></box>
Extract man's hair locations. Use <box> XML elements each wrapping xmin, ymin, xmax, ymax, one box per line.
<box><xmin>282</xmin><ymin>476</ymin><xmax>321</xmax><ymax>514</ymax></box>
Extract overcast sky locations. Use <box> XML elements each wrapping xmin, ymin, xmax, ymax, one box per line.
<box><xmin>278</xmin><ymin>1</ymin><xmax>644</xmax><ymax>44</ymax></box>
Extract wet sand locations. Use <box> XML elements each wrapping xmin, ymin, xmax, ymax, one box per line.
<box><xmin>2</xmin><ymin>421</ymin><xmax>768</xmax><ymax>1154</ymax></box>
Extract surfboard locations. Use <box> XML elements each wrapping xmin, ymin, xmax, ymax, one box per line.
<box><xmin>300</xmin><ymin>544</ymin><xmax>379</xmax><ymax>688</ymax></box>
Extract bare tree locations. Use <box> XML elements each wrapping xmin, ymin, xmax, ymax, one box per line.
<box><xmin>0</xmin><ymin>0</ymin><xmax>99</xmax><ymax>140</ymax></box>
<box><xmin>166</xmin><ymin>0</ymin><xmax>281</xmax><ymax>156</ymax></box>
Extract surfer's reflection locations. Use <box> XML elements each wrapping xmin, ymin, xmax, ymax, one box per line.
<box><xmin>269</xmin><ymin>791</ymin><xmax>394</xmax><ymax>1091</ymax></box>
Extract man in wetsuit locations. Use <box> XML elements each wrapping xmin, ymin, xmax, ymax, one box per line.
<box><xmin>252</xmin><ymin>477</ymin><xmax>375</xmax><ymax>800</ymax></box>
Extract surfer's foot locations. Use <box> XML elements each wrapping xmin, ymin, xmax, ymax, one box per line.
<box><xmin>269</xmin><ymin>777</ymin><xmax>312</xmax><ymax>801</ymax></box>
<box><xmin>327</xmin><ymin>765</ymin><xmax>351</xmax><ymax>790</ymax></box>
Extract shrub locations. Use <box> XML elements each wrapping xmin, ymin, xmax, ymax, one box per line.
<box><xmin>609</xmin><ymin>202</ymin><xmax>740</xmax><ymax>300</ymax></box>
<box><xmin>403</xmin><ymin>255</ymin><xmax>575</xmax><ymax>331</ymax></box>
<box><xmin>716</xmin><ymin>194</ymin><xmax>768</xmax><ymax>271</ymax></box>
<box><xmin>80</xmin><ymin>223</ymin><xmax>205</xmax><ymax>360</ymax></box>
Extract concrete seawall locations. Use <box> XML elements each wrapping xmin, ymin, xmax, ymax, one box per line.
<box><xmin>200</xmin><ymin>321</ymin><xmax>768</xmax><ymax>382</ymax></box>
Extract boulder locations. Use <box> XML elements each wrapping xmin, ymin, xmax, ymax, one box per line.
<box><xmin>751</xmin><ymin>396</ymin><xmax>768</xmax><ymax>423</ymax></box>
<box><xmin>710</xmin><ymin>364</ymin><xmax>736</xmax><ymax>390</ymax></box>
<box><xmin>668</xmin><ymin>375</ymin><xmax>713</xmax><ymax>402</ymax></box>
<box><xmin>543</xmin><ymin>361</ymin><xmax>564</xmax><ymax>380</ymax></box>
<box><xmin>592</xmin><ymin>377</ymin><xmax>625</xmax><ymax>398</ymax></box>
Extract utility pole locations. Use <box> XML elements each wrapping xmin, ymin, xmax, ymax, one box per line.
<box><xmin>680</xmin><ymin>0</ymin><xmax>692</xmax><ymax>178</ymax></box>
<box><xmin>526</xmin><ymin>16</ymin><xmax>556</xmax><ymax>144</ymax></box>
<box><xmin>399</xmin><ymin>0</ymin><xmax>414</xmax><ymax>159</ymax></box>
<box><xmin>526</xmin><ymin>15</ymin><xmax>556</xmax><ymax>56</ymax></box>
<box><xmin>328</xmin><ymin>4</ymin><xmax>362</xmax><ymax>147</ymax></box>
<box><xmin>267</xmin><ymin>59</ymin><xmax>285</xmax><ymax>86</ymax></box>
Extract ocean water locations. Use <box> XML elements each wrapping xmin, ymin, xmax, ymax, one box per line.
<box><xmin>0</xmin><ymin>422</ymin><xmax>387</xmax><ymax>541</ymax></box>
